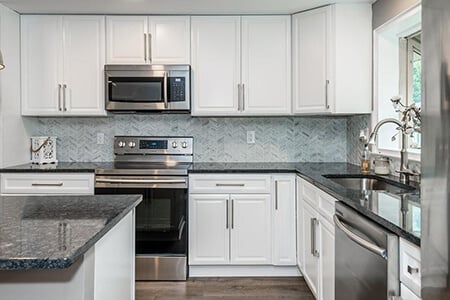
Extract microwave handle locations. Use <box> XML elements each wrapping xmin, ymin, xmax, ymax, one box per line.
<box><xmin>164</xmin><ymin>72</ymin><xmax>168</xmax><ymax>109</ymax></box>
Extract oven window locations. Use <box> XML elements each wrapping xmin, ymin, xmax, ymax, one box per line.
<box><xmin>95</xmin><ymin>187</ymin><xmax>187</xmax><ymax>255</ymax></box>
<box><xmin>109</xmin><ymin>77</ymin><xmax>164</xmax><ymax>102</ymax></box>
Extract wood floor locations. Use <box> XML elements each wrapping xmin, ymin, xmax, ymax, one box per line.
<box><xmin>136</xmin><ymin>277</ymin><xmax>315</xmax><ymax>300</ymax></box>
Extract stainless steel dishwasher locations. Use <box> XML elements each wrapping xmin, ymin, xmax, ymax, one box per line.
<box><xmin>334</xmin><ymin>202</ymin><xmax>399</xmax><ymax>300</ymax></box>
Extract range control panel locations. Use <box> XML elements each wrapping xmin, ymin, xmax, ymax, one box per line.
<box><xmin>114</xmin><ymin>136</ymin><xmax>193</xmax><ymax>155</ymax></box>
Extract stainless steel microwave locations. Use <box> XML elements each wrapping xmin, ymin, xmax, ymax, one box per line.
<box><xmin>105</xmin><ymin>65</ymin><xmax>190</xmax><ymax>112</ymax></box>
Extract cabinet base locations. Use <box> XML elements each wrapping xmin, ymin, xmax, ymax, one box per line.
<box><xmin>189</xmin><ymin>265</ymin><xmax>300</xmax><ymax>277</ymax></box>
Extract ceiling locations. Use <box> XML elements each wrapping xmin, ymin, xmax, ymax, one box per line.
<box><xmin>1</xmin><ymin>0</ymin><xmax>373</xmax><ymax>15</ymax></box>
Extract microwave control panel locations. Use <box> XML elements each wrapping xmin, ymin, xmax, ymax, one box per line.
<box><xmin>169</xmin><ymin>77</ymin><xmax>186</xmax><ymax>102</ymax></box>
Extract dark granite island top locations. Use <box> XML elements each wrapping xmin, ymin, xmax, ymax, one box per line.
<box><xmin>0</xmin><ymin>194</ymin><xmax>142</xmax><ymax>270</ymax></box>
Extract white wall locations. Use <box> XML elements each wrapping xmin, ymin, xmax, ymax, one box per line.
<box><xmin>0</xmin><ymin>4</ymin><xmax>30</xmax><ymax>167</ymax></box>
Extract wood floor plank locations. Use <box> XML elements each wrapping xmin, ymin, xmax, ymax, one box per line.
<box><xmin>136</xmin><ymin>277</ymin><xmax>315</xmax><ymax>300</ymax></box>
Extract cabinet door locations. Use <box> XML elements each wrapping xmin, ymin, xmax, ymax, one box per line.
<box><xmin>296</xmin><ymin>177</ymin><xmax>305</xmax><ymax>270</ymax></box>
<box><xmin>319</xmin><ymin>218</ymin><xmax>335</xmax><ymax>300</ymax></box>
<box><xmin>106</xmin><ymin>16</ymin><xmax>148</xmax><ymax>64</ymax></box>
<box><xmin>148</xmin><ymin>16</ymin><xmax>190</xmax><ymax>64</ymax></box>
<box><xmin>62</xmin><ymin>16</ymin><xmax>106</xmax><ymax>116</ymax></box>
<box><xmin>272</xmin><ymin>175</ymin><xmax>296</xmax><ymax>265</ymax></box>
<box><xmin>188</xmin><ymin>194</ymin><xmax>230</xmax><ymax>265</ymax></box>
<box><xmin>21</xmin><ymin>15</ymin><xmax>62</xmax><ymax>116</ymax></box>
<box><xmin>230</xmin><ymin>194</ymin><xmax>271</xmax><ymax>264</ymax></box>
<box><xmin>241</xmin><ymin>16</ymin><xmax>291</xmax><ymax>115</ymax></box>
<box><xmin>303</xmin><ymin>202</ymin><xmax>319</xmax><ymax>298</ymax></box>
<box><xmin>191</xmin><ymin>16</ymin><xmax>241</xmax><ymax>116</ymax></box>
<box><xmin>292</xmin><ymin>7</ymin><xmax>332</xmax><ymax>114</ymax></box>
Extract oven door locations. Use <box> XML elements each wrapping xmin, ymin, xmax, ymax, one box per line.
<box><xmin>105</xmin><ymin>69</ymin><xmax>190</xmax><ymax>112</ymax></box>
<box><xmin>95</xmin><ymin>175</ymin><xmax>188</xmax><ymax>280</ymax></box>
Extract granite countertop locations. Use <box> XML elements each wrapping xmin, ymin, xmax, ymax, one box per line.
<box><xmin>0</xmin><ymin>194</ymin><xmax>142</xmax><ymax>270</ymax></box>
<box><xmin>1</xmin><ymin>161</ymin><xmax>421</xmax><ymax>246</ymax></box>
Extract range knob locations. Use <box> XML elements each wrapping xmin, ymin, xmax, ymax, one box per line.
<box><xmin>182</xmin><ymin>142</ymin><xmax>188</xmax><ymax>149</ymax></box>
<box><xmin>118</xmin><ymin>141</ymin><xmax>126</xmax><ymax>148</ymax></box>
<box><xmin>172</xmin><ymin>141</ymin><xmax>178</xmax><ymax>148</ymax></box>
<box><xmin>128</xmin><ymin>141</ymin><xmax>136</xmax><ymax>148</ymax></box>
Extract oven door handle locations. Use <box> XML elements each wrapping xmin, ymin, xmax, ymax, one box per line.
<box><xmin>96</xmin><ymin>178</ymin><xmax>186</xmax><ymax>184</ymax></box>
<box><xmin>333</xmin><ymin>214</ymin><xmax>388</xmax><ymax>259</ymax></box>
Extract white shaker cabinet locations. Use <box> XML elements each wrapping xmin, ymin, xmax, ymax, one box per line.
<box><xmin>188</xmin><ymin>194</ymin><xmax>230</xmax><ymax>265</ymax></box>
<box><xmin>188</xmin><ymin>174</ymin><xmax>272</xmax><ymax>266</ymax></box>
<box><xmin>241</xmin><ymin>16</ymin><xmax>291</xmax><ymax>115</ymax></box>
<box><xmin>292</xmin><ymin>4</ymin><xmax>372</xmax><ymax>114</ymax></box>
<box><xmin>21</xmin><ymin>15</ymin><xmax>106</xmax><ymax>116</ymax></box>
<box><xmin>191</xmin><ymin>16</ymin><xmax>291</xmax><ymax>116</ymax></box>
<box><xmin>272</xmin><ymin>175</ymin><xmax>297</xmax><ymax>266</ymax></box>
<box><xmin>297</xmin><ymin>176</ymin><xmax>336</xmax><ymax>300</ymax></box>
<box><xmin>106</xmin><ymin>16</ymin><xmax>190</xmax><ymax>64</ymax></box>
<box><xmin>191</xmin><ymin>16</ymin><xmax>241</xmax><ymax>115</ymax></box>
<box><xmin>230</xmin><ymin>194</ymin><xmax>272</xmax><ymax>265</ymax></box>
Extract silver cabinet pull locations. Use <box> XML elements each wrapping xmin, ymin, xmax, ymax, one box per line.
<box><xmin>325</xmin><ymin>80</ymin><xmax>330</xmax><ymax>109</ymax></box>
<box><xmin>58</xmin><ymin>84</ymin><xmax>62</xmax><ymax>111</ymax></box>
<box><xmin>32</xmin><ymin>182</ymin><xmax>64</xmax><ymax>187</ymax></box>
<box><xmin>144</xmin><ymin>33</ymin><xmax>148</xmax><ymax>63</ymax></box>
<box><xmin>216</xmin><ymin>183</ymin><xmax>245</xmax><ymax>187</ymax></box>
<box><xmin>226</xmin><ymin>199</ymin><xmax>229</xmax><ymax>229</ymax></box>
<box><xmin>231</xmin><ymin>199</ymin><xmax>235</xmax><ymax>229</ymax></box>
<box><xmin>63</xmin><ymin>84</ymin><xmax>67</xmax><ymax>111</ymax></box>
<box><xmin>275</xmin><ymin>181</ymin><xmax>279</xmax><ymax>210</ymax></box>
<box><xmin>242</xmin><ymin>83</ymin><xmax>246</xmax><ymax>111</ymax></box>
<box><xmin>311</xmin><ymin>218</ymin><xmax>319</xmax><ymax>257</ymax></box>
<box><xmin>407</xmin><ymin>265</ymin><xmax>419</xmax><ymax>274</ymax></box>
<box><xmin>334</xmin><ymin>214</ymin><xmax>387</xmax><ymax>259</ymax></box>
<box><xmin>237</xmin><ymin>84</ymin><xmax>242</xmax><ymax>111</ymax></box>
<box><xmin>163</xmin><ymin>71</ymin><xmax>168</xmax><ymax>108</ymax></box>
<box><xmin>148</xmin><ymin>33</ymin><xmax>152</xmax><ymax>63</ymax></box>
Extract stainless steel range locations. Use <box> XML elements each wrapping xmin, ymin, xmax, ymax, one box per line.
<box><xmin>95</xmin><ymin>136</ymin><xmax>193</xmax><ymax>281</ymax></box>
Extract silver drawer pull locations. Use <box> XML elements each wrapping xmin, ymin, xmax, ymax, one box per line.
<box><xmin>32</xmin><ymin>182</ymin><xmax>64</xmax><ymax>187</ymax></box>
<box><xmin>216</xmin><ymin>183</ymin><xmax>245</xmax><ymax>187</ymax></box>
<box><xmin>407</xmin><ymin>265</ymin><xmax>419</xmax><ymax>274</ymax></box>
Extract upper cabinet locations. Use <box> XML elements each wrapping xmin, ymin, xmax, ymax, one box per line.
<box><xmin>191</xmin><ymin>16</ymin><xmax>291</xmax><ymax>116</ymax></box>
<box><xmin>106</xmin><ymin>16</ymin><xmax>190</xmax><ymax>65</ymax></box>
<box><xmin>21</xmin><ymin>15</ymin><xmax>106</xmax><ymax>116</ymax></box>
<box><xmin>292</xmin><ymin>4</ymin><xmax>372</xmax><ymax>114</ymax></box>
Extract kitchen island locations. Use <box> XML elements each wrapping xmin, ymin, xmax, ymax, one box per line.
<box><xmin>0</xmin><ymin>194</ymin><xmax>141</xmax><ymax>300</ymax></box>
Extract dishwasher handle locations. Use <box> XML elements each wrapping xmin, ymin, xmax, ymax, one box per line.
<box><xmin>334</xmin><ymin>214</ymin><xmax>388</xmax><ymax>259</ymax></box>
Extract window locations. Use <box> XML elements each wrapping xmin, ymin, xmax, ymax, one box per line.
<box><xmin>374</xmin><ymin>5</ymin><xmax>421</xmax><ymax>159</ymax></box>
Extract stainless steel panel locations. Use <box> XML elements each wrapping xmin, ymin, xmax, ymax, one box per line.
<box><xmin>335</xmin><ymin>202</ymin><xmax>399</xmax><ymax>300</ymax></box>
<box><xmin>135</xmin><ymin>255</ymin><xmax>187</xmax><ymax>281</ymax></box>
<box><xmin>422</xmin><ymin>0</ymin><xmax>450</xmax><ymax>298</ymax></box>
<box><xmin>114</xmin><ymin>136</ymin><xmax>194</xmax><ymax>156</ymax></box>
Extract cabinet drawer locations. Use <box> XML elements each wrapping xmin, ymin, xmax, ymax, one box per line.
<box><xmin>400</xmin><ymin>238</ymin><xmax>421</xmax><ymax>297</ymax></box>
<box><xmin>299</xmin><ymin>179</ymin><xmax>318</xmax><ymax>207</ymax></box>
<box><xmin>317</xmin><ymin>190</ymin><xmax>336</xmax><ymax>224</ymax></box>
<box><xmin>189</xmin><ymin>174</ymin><xmax>271</xmax><ymax>194</ymax></box>
<box><xmin>1</xmin><ymin>173</ymin><xmax>94</xmax><ymax>195</ymax></box>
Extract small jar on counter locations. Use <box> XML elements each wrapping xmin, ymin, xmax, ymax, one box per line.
<box><xmin>360</xmin><ymin>148</ymin><xmax>370</xmax><ymax>173</ymax></box>
<box><xmin>374</xmin><ymin>156</ymin><xmax>391</xmax><ymax>175</ymax></box>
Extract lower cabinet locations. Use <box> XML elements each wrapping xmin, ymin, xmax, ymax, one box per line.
<box><xmin>297</xmin><ymin>176</ymin><xmax>336</xmax><ymax>300</ymax></box>
<box><xmin>188</xmin><ymin>173</ymin><xmax>296</xmax><ymax>271</ymax></box>
<box><xmin>189</xmin><ymin>193</ymin><xmax>271</xmax><ymax>265</ymax></box>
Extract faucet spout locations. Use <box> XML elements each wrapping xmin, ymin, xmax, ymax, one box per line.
<box><xmin>368</xmin><ymin>118</ymin><xmax>403</xmax><ymax>145</ymax></box>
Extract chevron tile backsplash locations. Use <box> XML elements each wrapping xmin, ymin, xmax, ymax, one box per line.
<box><xmin>27</xmin><ymin>115</ymin><xmax>358</xmax><ymax>163</ymax></box>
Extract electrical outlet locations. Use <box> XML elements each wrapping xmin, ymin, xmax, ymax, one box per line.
<box><xmin>247</xmin><ymin>131</ymin><xmax>256</xmax><ymax>144</ymax></box>
<box><xmin>97</xmin><ymin>133</ymin><xmax>105</xmax><ymax>145</ymax></box>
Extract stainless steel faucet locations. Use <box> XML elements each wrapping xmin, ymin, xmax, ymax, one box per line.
<box><xmin>367</xmin><ymin>97</ymin><xmax>421</xmax><ymax>184</ymax></box>
<box><xmin>367</xmin><ymin>118</ymin><xmax>414</xmax><ymax>184</ymax></box>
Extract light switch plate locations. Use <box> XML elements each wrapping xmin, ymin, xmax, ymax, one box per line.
<box><xmin>247</xmin><ymin>131</ymin><xmax>256</xmax><ymax>144</ymax></box>
<box><xmin>97</xmin><ymin>133</ymin><xmax>105</xmax><ymax>145</ymax></box>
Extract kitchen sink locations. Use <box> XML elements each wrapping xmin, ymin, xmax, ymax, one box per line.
<box><xmin>323</xmin><ymin>175</ymin><xmax>416</xmax><ymax>194</ymax></box>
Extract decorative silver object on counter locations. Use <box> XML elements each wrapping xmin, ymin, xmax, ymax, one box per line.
<box><xmin>30</xmin><ymin>136</ymin><xmax>57</xmax><ymax>165</ymax></box>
